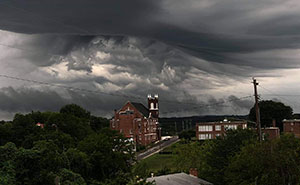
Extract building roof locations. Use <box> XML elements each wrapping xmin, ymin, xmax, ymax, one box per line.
<box><xmin>198</xmin><ymin>120</ymin><xmax>247</xmax><ymax>125</ymax></box>
<box><xmin>146</xmin><ymin>173</ymin><xmax>213</xmax><ymax>185</ymax></box>
<box><xmin>131</xmin><ymin>102</ymin><xmax>149</xmax><ymax>117</ymax></box>
<box><xmin>283</xmin><ymin>119</ymin><xmax>300</xmax><ymax>122</ymax></box>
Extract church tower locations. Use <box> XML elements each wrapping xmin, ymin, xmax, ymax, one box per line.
<box><xmin>148</xmin><ymin>94</ymin><xmax>159</xmax><ymax>118</ymax></box>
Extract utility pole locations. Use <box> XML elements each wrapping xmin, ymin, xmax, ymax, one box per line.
<box><xmin>252</xmin><ymin>78</ymin><xmax>262</xmax><ymax>142</ymax></box>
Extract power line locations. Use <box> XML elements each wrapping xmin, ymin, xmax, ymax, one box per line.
<box><xmin>261</xmin><ymin>94</ymin><xmax>300</xmax><ymax>97</ymax></box>
<box><xmin>161</xmin><ymin>95</ymin><xmax>253</xmax><ymax>114</ymax></box>
<box><xmin>258</xmin><ymin>85</ymin><xmax>300</xmax><ymax>108</ymax></box>
<box><xmin>0</xmin><ymin>74</ymin><xmax>253</xmax><ymax>113</ymax></box>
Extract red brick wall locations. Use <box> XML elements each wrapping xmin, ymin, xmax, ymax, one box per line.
<box><xmin>262</xmin><ymin>128</ymin><xmax>280</xmax><ymax>140</ymax></box>
<box><xmin>283</xmin><ymin>120</ymin><xmax>300</xmax><ymax>138</ymax></box>
<box><xmin>110</xmin><ymin>102</ymin><xmax>159</xmax><ymax>146</ymax></box>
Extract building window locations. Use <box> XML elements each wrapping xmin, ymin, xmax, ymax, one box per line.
<box><xmin>291</xmin><ymin>123</ymin><xmax>294</xmax><ymax>126</ymax></box>
<box><xmin>199</xmin><ymin>125</ymin><xmax>213</xmax><ymax>132</ymax></box>
<box><xmin>215</xmin><ymin>125</ymin><xmax>221</xmax><ymax>131</ymax></box>
<box><xmin>199</xmin><ymin>134</ymin><xmax>212</xmax><ymax>140</ymax></box>
<box><xmin>216</xmin><ymin>133</ymin><xmax>221</xmax><ymax>137</ymax></box>
<box><xmin>151</xmin><ymin>103</ymin><xmax>154</xmax><ymax>109</ymax></box>
<box><xmin>224</xmin><ymin>125</ymin><xmax>237</xmax><ymax>130</ymax></box>
<box><xmin>129</xmin><ymin>129</ymin><xmax>132</xmax><ymax>134</ymax></box>
<box><xmin>243</xmin><ymin>124</ymin><xmax>247</xmax><ymax>129</ymax></box>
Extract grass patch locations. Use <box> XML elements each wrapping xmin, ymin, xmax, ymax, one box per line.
<box><xmin>134</xmin><ymin>142</ymin><xmax>184</xmax><ymax>177</ymax></box>
<box><xmin>141</xmin><ymin>153</ymin><xmax>175</xmax><ymax>172</ymax></box>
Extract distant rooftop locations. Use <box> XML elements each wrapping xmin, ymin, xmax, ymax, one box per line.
<box><xmin>198</xmin><ymin>119</ymin><xmax>247</xmax><ymax>124</ymax></box>
<box><xmin>283</xmin><ymin>119</ymin><xmax>300</xmax><ymax>122</ymax></box>
<box><xmin>146</xmin><ymin>172</ymin><xmax>213</xmax><ymax>185</ymax></box>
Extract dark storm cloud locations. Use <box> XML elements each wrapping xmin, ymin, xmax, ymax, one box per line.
<box><xmin>0</xmin><ymin>87</ymin><xmax>67</xmax><ymax>112</ymax></box>
<box><xmin>0</xmin><ymin>86</ymin><xmax>206</xmax><ymax>117</ymax></box>
<box><xmin>0</xmin><ymin>0</ymin><xmax>159</xmax><ymax>34</ymax></box>
<box><xmin>1</xmin><ymin>0</ymin><xmax>300</xmax><ymax>70</ymax></box>
<box><xmin>228</xmin><ymin>95</ymin><xmax>254</xmax><ymax>111</ymax></box>
<box><xmin>0</xmin><ymin>85</ymin><xmax>251</xmax><ymax>119</ymax></box>
<box><xmin>0</xmin><ymin>0</ymin><xmax>300</xmax><ymax>118</ymax></box>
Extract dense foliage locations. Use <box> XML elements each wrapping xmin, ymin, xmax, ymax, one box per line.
<box><xmin>174</xmin><ymin>128</ymin><xmax>300</xmax><ymax>185</ymax></box>
<box><xmin>0</xmin><ymin>104</ymin><xmax>140</xmax><ymax>185</ymax></box>
<box><xmin>249</xmin><ymin>100</ymin><xmax>293</xmax><ymax>130</ymax></box>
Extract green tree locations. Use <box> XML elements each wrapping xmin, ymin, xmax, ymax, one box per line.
<box><xmin>0</xmin><ymin>122</ymin><xmax>13</xmax><ymax>146</ymax></box>
<box><xmin>78</xmin><ymin>129</ymin><xmax>134</xmax><ymax>183</ymax></box>
<box><xmin>90</xmin><ymin>115</ymin><xmax>109</xmax><ymax>132</ymax></box>
<box><xmin>65</xmin><ymin>148</ymin><xmax>91</xmax><ymax>178</ymax></box>
<box><xmin>178</xmin><ymin>130</ymin><xmax>196</xmax><ymax>141</ymax></box>
<box><xmin>174</xmin><ymin>128</ymin><xmax>257</xmax><ymax>185</ymax></box>
<box><xmin>60</xmin><ymin>104</ymin><xmax>90</xmax><ymax>119</ymax></box>
<box><xmin>11</xmin><ymin>114</ymin><xmax>36</xmax><ymax>146</ymax></box>
<box><xmin>225</xmin><ymin>134</ymin><xmax>300</xmax><ymax>185</ymax></box>
<box><xmin>0</xmin><ymin>161</ymin><xmax>16</xmax><ymax>185</ymax></box>
<box><xmin>249</xmin><ymin>100</ymin><xmax>293</xmax><ymax>130</ymax></box>
<box><xmin>56</xmin><ymin>168</ymin><xmax>87</xmax><ymax>185</ymax></box>
<box><xmin>174</xmin><ymin>141</ymin><xmax>203</xmax><ymax>171</ymax></box>
<box><xmin>46</xmin><ymin>113</ymin><xmax>92</xmax><ymax>142</ymax></box>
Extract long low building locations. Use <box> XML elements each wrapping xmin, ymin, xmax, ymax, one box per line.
<box><xmin>196</xmin><ymin>119</ymin><xmax>247</xmax><ymax>140</ymax></box>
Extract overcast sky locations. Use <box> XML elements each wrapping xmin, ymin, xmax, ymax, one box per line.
<box><xmin>0</xmin><ymin>0</ymin><xmax>300</xmax><ymax>120</ymax></box>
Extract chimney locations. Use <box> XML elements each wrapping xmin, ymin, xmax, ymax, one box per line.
<box><xmin>272</xmin><ymin>119</ymin><xmax>276</xmax><ymax>127</ymax></box>
<box><xmin>189</xmin><ymin>168</ymin><xmax>198</xmax><ymax>177</ymax></box>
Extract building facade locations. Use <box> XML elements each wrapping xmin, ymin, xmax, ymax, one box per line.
<box><xmin>283</xmin><ymin>119</ymin><xmax>300</xmax><ymax>137</ymax></box>
<box><xmin>262</xmin><ymin>127</ymin><xmax>280</xmax><ymax>140</ymax></box>
<box><xmin>110</xmin><ymin>94</ymin><xmax>161</xmax><ymax>146</ymax></box>
<box><xmin>196</xmin><ymin>119</ymin><xmax>247</xmax><ymax>140</ymax></box>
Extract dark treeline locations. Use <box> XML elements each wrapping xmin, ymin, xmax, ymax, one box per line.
<box><xmin>0</xmin><ymin>104</ymin><xmax>147</xmax><ymax>185</ymax></box>
<box><xmin>174</xmin><ymin>129</ymin><xmax>300</xmax><ymax>185</ymax></box>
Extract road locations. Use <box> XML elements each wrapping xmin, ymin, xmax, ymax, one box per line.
<box><xmin>137</xmin><ymin>136</ymin><xmax>179</xmax><ymax>161</ymax></box>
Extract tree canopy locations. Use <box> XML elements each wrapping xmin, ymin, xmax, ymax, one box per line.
<box><xmin>249</xmin><ymin>100</ymin><xmax>293</xmax><ymax>130</ymax></box>
<box><xmin>0</xmin><ymin>104</ymin><xmax>139</xmax><ymax>185</ymax></box>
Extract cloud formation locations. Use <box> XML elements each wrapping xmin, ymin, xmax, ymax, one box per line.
<box><xmin>0</xmin><ymin>0</ymin><xmax>300</xmax><ymax>118</ymax></box>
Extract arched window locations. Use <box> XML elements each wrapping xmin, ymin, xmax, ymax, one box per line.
<box><xmin>151</xmin><ymin>102</ymin><xmax>154</xmax><ymax>109</ymax></box>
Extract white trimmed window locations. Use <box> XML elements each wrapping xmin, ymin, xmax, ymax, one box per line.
<box><xmin>199</xmin><ymin>134</ymin><xmax>212</xmax><ymax>140</ymax></box>
<box><xmin>224</xmin><ymin>125</ymin><xmax>237</xmax><ymax>130</ymax></box>
<box><xmin>215</xmin><ymin>125</ymin><xmax>221</xmax><ymax>131</ymax></box>
<box><xmin>198</xmin><ymin>125</ymin><xmax>213</xmax><ymax>132</ymax></box>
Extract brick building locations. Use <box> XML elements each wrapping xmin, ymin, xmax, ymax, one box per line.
<box><xmin>110</xmin><ymin>94</ymin><xmax>161</xmax><ymax>146</ymax></box>
<box><xmin>261</xmin><ymin>119</ymin><xmax>280</xmax><ymax>140</ymax></box>
<box><xmin>283</xmin><ymin>119</ymin><xmax>300</xmax><ymax>137</ymax></box>
<box><xmin>262</xmin><ymin>127</ymin><xmax>280</xmax><ymax>140</ymax></box>
<box><xmin>196</xmin><ymin>119</ymin><xmax>247</xmax><ymax>140</ymax></box>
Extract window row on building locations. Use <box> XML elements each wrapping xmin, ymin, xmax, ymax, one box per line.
<box><xmin>196</xmin><ymin>120</ymin><xmax>247</xmax><ymax>140</ymax></box>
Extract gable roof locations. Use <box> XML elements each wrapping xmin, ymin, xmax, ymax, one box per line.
<box><xmin>146</xmin><ymin>173</ymin><xmax>213</xmax><ymax>185</ymax></box>
<box><xmin>131</xmin><ymin>102</ymin><xmax>149</xmax><ymax>117</ymax></box>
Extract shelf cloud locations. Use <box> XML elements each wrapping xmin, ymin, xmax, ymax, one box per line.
<box><xmin>0</xmin><ymin>0</ymin><xmax>300</xmax><ymax>118</ymax></box>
